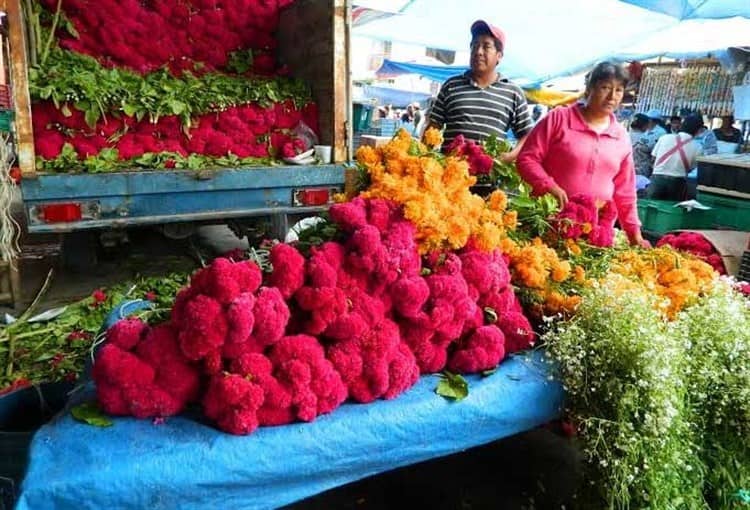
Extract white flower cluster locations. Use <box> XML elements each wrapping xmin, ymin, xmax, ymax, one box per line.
<box><xmin>544</xmin><ymin>276</ymin><xmax>750</xmax><ymax>508</ymax></box>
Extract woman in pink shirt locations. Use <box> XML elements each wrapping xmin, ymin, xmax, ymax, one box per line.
<box><xmin>517</xmin><ymin>62</ymin><xmax>646</xmax><ymax>247</ymax></box>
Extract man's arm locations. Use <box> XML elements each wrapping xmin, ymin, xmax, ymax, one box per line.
<box><xmin>499</xmin><ymin>134</ymin><xmax>528</xmax><ymax>163</ymax></box>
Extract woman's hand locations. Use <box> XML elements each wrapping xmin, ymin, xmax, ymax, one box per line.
<box><xmin>548</xmin><ymin>184</ymin><xmax>568</xmax><ymax>207</ymax></box>
<box><xmin>629</xmin><ymin>231</ymin><xmax>651</xmax><ymax>248</ymax></box>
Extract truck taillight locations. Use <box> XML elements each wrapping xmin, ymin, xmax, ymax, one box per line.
<box><xmin>29</xmin><ymin>201</ymin><xmax>101</xmax><ymax>225</ymax></box>
<box><xmin>293</xmin><ymin>188</ymin><xmax>339</xmax><ymax>207</ymax></box>
<box><xmin>41</xmin><ymin>203</ymin><xmax>82</xmax><ymax>222</ymax></box>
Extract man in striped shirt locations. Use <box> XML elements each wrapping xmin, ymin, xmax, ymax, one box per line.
<box><xmin>428</xmin><ymin>20</ymin><xmax>533</xmax><ymax>162</ymax></box>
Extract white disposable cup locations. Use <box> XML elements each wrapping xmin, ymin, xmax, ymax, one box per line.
<box><xmin>314</xmin><ymin>145</ymin><xmax>332</xmax><ymax>163</ymax></box>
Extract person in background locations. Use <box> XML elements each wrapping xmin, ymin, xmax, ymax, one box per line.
<box><xmin>401</xmin><ymin>104</ymin><xmax>415</xmax><ymax>124</ymax></box>
<box><xmin>516</xmin><ymin>61</ymin><xmax>646</xmax><ymax>247</ymax></box>
<box><xmin>630</xmin><ymin>113</ymin><xmax>653</xmax><ymax>177</ymax></box>
<box><xmin>669</xmin><ymin>115</ymin><xmax>682</xmax><ymax>134</ymax></box>
<box><xmin>428</xmin><ymin>20</ymin><xmax>533</xmax><ymax>162</ymax></box>
<box><xmin>695</xmin><ymin>122</ymin><xmax>718</xmax><ymax>156</ymax></box>
<box><xmin>412</xmin><ymin>104</ymin><xmax>423</xmax><ymax>133</ymax></box>
<box><xmin>644</xmin><ymin>109</ymin><xmax>668</xmax><ymax>141</ymax></box>
<box><xmin>647</xmin><ymin>114</ymin><xmax>703</xmax><ymax>201</ymax></box>
<box><xmin>713</xmin><ymin>115</ymin><xmax>742</xmax><ymax>144</ymax></box>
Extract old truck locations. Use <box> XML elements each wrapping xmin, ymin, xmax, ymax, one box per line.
<box><xmin>3</xmin><ymin>0</ymin><xmax>353</xmax><ymax>269</ymax></box>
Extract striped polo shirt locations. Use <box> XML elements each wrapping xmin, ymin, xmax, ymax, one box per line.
<box><xmin>430</xmin><ymin>71</ymin><xmax>533</xmax><ymax>146</ymax></box>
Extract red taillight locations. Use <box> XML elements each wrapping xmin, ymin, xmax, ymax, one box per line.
<box><xmin>297</xmin><ymin>189</ymin><xmax>331</xmax><ymax>206</ymax></box>
<box><xmin>40</xmin><ymin>203</ymin><xmax>82</xmax><ymax>223</ymax></box>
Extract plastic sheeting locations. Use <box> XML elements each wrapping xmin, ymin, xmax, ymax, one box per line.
<box><xmin>615</xmin><ymin>17</ymin><xmax>750</xmax><ymax>62</ymax></box>
<box><xmin>359</xmin><ymin>83</ymin><xmax>433</xmax><ymax>107</ymax></box>
<box><xmin>353</xmin><ymin>0</ymin><xmax>676</xmax><ymax>84</ymax></box>
<box><xmin>620</xmin><ymin>0</ymin><xmax>750</xmax><ymax>20</ymax></box>
<box><xmin>16</xmin><ymin>350</ymin><xmax>562</xmax><ymax>510</ymax></box>
<box><xmin>377</xmin><ymin>59</ymin><xmax>469</xmax><ymax>83</ymax></box>
<box><xmin>354</xmin><ymin>0</ymin><xmax>750</xmax><ymax>84</ymax></box>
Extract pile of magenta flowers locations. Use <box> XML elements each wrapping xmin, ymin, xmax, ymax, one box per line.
<box><xmin>40</xmin><ymin>0</ymin><xmax>291</xmax><ymax>75</ymax></box>
<box><xmin>95</xmin><ymin>198</ymin><xmax>535</xmax><ymax>434</ymax></box>
<box><xmin>32</xmin><ymin>0</ymin><xmax>317</xmax><ymax>169</ymax></box>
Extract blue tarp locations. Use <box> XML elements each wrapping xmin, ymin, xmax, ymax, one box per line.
<box><xmin>377</xmin><ymin>59</ymin><xmax>468</xmax><ymax>84</ymax></box>
<box><xmin>359</xmin><ymin>84</ymin><xmax>433</xmax><ymax>107</ymax></box>
<box><xmin>16</xmin><ymin>350</ymin><xmax>562</xmax><ymax>510</ymax></box>
<box><xmin>621</xmin><ymin>0</ymin><xmax>750</xmax><ymax>20</ymax></box>
<box><xmin>354</xmin><ymin>0</ymin><xmax>750</xmax><ymax>85</ymax></box>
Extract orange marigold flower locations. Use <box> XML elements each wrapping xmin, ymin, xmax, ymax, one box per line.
<box><xmin>573</xmin><ymin>265</ymin><xmax>586</xmax><ymax>283</ymax></box>
<box><xmin>502</xmin><ymin>210</ymin><xmax>518</xmax><ymax>230</ymax></box>
<box><xmin>423</xmin><ymin>127</ymin><xmax>443</xmax><ymax>148</ymax></box>
<box><xmin>487</xmin><ymin>190</ymin><xmax>508</xmax><ymax>212</ymax></box>
<box><xmin>355</xmin><ymin>145</ymin><xmax>381</xmax><ymax>167</ymax></box>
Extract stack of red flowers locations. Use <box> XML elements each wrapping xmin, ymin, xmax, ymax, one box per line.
<box><xmin>550</xmin><ymin>194</ymin><xmax>617</xmax><ymax>247</ymax></box>
<box><xmin>38</xmin><ymin>0</ymin><xmax>294</xmax><ymax>75</ymax></box>
<box><xmin>656</xmin><ymin>232</ymin><xmax>726</xmax><ymax>274</ymax></box>
<box><xmin>445</xmin><ymin>135</ymin><xmax>494</xmax><ymax>176</ymax></box>
<box><xmin>33</xmin><ymin>0</ymin><xmax>319</xmax><ymax>166</ymax></box>
<box><xmin>96</xmin><ymin>198</ymin><xmax>536</xmax><ymax>434</ymax></box>
<box><xmin>32</xmin><ymin>101</ymin><xmax>318</xmax><ymax>162</ymax></box>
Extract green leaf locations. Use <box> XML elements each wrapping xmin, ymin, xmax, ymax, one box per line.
<box><xmin>167</xmin><ymin>99</ymin><xmax>186</xmax><ymax>115</ymax></box>
<box><xmin>121</xmin><ymin>103</ymin><xmax>138</xmax><ymax>116</ymax></box>
<box><xmin>84</xmin><ymin>107</ymin><xmax>100</xmax><ymax>128</ymax></box>
<box><xmin>435</xmin><ymin>371</ymin><xmax>469</xmax><ymax>401</ymax></box>
<box><xmin>71</xmin><ymin>402</ymin><xmax>113</xmax><ymax>427</ymax></box>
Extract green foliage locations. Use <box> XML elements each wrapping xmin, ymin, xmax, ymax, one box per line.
<box><xmin>37</xmin><ymin>146</ymin><xmax>276</xmax><ymax>174</ymax></box>
<box><xmin>481</xmin><ymin>135</ymin><xmax>523</xmax><ymax>190</ymax></box>
<box><xmin>0</xmin><ymin>272</ymin><xmax>190</xmax><ymax>392</ymax></box>
<box><xmin>226</xmin><ymin>49</ymin><xmax>255</xmax><ymax>74</ymax></box>
<box><xmin>292</xmin><ymin>214</ymin><xmax>343</xmax><ymax>257</ymax></box>
<box><xmin>435</xmin><ymin>371</ymin><xmax>468</xmax><ymax>401</ymax></box>
<box><xmin>71</xmin><ymin>401</ymin><xmax>113</xmax><ymax>427</ymax></box>
<box><xmin>508</xmin><ymin>188</ymin><xmax>559</xmax><ymax>241</ymax></box>
<box><xmin>30</xmin><ymin>47</ymin><xmax>313</xmax><ymax>129</ymax></box>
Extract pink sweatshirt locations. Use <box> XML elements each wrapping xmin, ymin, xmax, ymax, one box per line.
<box><xmin>516</xmin><ymin>104</ymin><xmax>641</xmax><ymax>237</ymax></box>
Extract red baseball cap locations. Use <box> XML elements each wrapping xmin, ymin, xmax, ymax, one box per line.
<box><xmin>470</xmin><ymin>20</ymin><xmax>506</xmax><ymax>52</ymax></box>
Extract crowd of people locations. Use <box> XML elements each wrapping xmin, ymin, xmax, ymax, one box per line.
<box><xmin>627</xmin><ymin>109</ymin><xmax>745</xmax><ymax>200</ymax></box>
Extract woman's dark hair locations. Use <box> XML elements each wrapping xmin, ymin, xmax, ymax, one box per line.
<box><xmin>680</xmin><ymin>114</ymin><xmax>703</xmax><ymax>136</ymax></box>
<box><xmin>631</xmin><ymin>113</ymin><xmax>650</xmax><ymax>131</ymax></box>
<box><xmin>585</xmin><ymin>61</ymin><xmax>629</xmax><ymax>93</ymax></box>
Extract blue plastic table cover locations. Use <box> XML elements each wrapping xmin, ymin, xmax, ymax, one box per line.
<box><xmin>16</xmin><ymin>350</ymin><xmax>563</xmax><ymax>510</ymax></box>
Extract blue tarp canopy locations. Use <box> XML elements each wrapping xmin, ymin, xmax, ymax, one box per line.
<box><xmin>621</xmin><ymin>0</ymin><xmax>750</xmax><ymax>20</ymax></box>
<box><xmin>357</xmin><ymin>84</ymin><xmax>433</xmax><ymax>107</ymax></box>
<box><xmin>354</xmin><ymin>0</ymin><xmax>750</xmax><ymax>85</ymax></box>
<box><xmin>376</xmin><ymin>59</ymin><xmax>468</xmax><ymax>84</ymax></box>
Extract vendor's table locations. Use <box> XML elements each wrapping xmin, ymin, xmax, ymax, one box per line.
<box><xmin>15</xmin><ymin>350</ymin><xmax>562</xmax><ymax>510</ymax></box>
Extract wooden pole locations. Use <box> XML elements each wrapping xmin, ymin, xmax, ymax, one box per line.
<box><xmin>5</xmin><ymin>0</ymin><xmax>36</xmax><ymax>178</ymax></box>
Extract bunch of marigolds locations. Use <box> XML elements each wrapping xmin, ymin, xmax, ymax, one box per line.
<box><xmin>356</xmin><ymin>128</ymin><xmax>516</xmax><ymax>254</ymax></box>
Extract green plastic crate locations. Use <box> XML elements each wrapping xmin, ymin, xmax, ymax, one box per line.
<box><xmin>696</xmin><ymin>192</ymin><xmax>750</xmax><ymax>231</ymax></box>
<box><xmin>0</xmin><ymin>110</ymin><xmax>14</xmax><ymax>132</ymax></box>
<box><xmin>637</xmin><ymin>199</ymin><xmax>712</xmax><ymax>235</ymax></box>
<box><xmin>352</xmin><ymin>103</ymin><xmax>373</xmax><ymax>132</ymax></box>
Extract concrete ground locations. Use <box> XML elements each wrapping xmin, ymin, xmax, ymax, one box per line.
<box><xmin>3</xmin><ymin>224</ymin><xmax>582</xmax><ymax>509</ymax></box>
